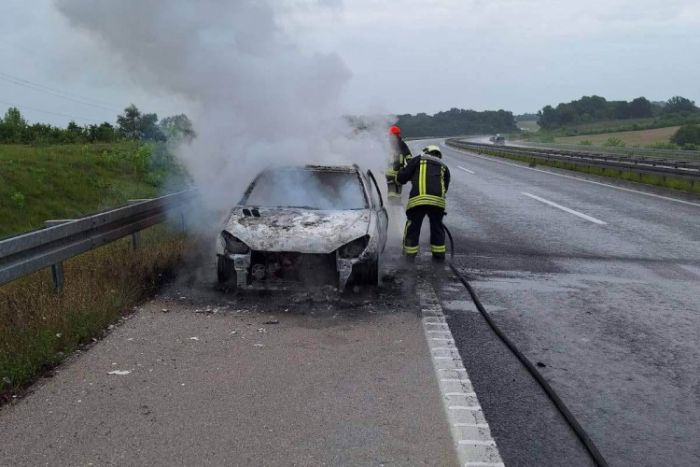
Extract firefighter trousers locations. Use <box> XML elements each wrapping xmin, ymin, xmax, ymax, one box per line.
<box><xmin>403</xmin><ymin>205</ymin><xmax>446</xmax><ymax>257</ymax></box>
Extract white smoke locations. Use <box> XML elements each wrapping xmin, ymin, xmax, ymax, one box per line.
<box><xmin>55</xmin><ymin>0</ymin><xmax>393</xmax><ymax>226</ymax></box>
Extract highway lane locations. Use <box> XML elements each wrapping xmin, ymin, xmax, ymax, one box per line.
<box><xmin>421</xmin><ymin>140</ymin><xmax>700</xmax><ymax>467</ymax></box>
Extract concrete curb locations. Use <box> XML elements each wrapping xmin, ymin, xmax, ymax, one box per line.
<box><xmin>418</xmin><ymin>278</ymin><xmax>505</xmax><ymax>467</ymax></box>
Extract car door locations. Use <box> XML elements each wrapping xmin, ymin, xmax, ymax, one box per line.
<box><xmin>367</xmin><ymin>170</ymin><xmax>388</xmax><ymax>253</ymax></box>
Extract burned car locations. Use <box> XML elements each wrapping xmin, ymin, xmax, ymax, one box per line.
<box><xmin>216</xmin><ymin>164</ymin><xmax>388</xmax><ymax>290</ymax></box>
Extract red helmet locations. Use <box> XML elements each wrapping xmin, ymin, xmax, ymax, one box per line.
<box><xmin>389</xmin><ymin>125</ymin><xmax>401</xmax><ymax>136</ymax></box>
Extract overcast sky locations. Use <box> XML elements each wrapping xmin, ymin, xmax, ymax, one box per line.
<box><xmin>1</xmin><ymin>0</ymin><xmax>699</xmax><ymax>126</ymax></box>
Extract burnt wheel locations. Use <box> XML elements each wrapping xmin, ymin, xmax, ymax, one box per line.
<box><xmin>359</xmin><ymin>257</ymin><xmax>380</xmax><ymax>286</ymax></box>
<box><xmin>217</xmin><ymin>255</ymin><xmax>237</xmax><ymax>287</ymax></box>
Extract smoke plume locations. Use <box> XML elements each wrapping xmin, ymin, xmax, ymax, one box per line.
<box><xmin>55</xmin><ymin>0</ymin><xmax>392</xmax><ymax>225</ymax></box>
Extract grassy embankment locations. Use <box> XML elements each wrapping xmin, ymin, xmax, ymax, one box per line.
<box><xmin>0</xmin><ymin>142</ymin><xmax>172</xmax><ymax>237</ymax></box>
<box><xmin>0</xmin><ymin>142</ymin><xmax>188</xmax><ymax>398</ymax></box>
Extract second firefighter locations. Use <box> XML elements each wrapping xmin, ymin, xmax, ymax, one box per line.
<box><xmin>397</xmin><ymin>144</ymin><xmax>451</xmax><ymax>260</ymax></box>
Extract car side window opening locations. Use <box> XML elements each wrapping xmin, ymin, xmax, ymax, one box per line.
<box><xmin>366</xmin><ymin>170</ymin><xmax>384</xmax><ymax>208</ymax></box>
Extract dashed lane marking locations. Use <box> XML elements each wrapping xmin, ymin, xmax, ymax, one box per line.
<box><xmin>418</xmin><ymin>279</ymin><xmax>503</xmax><ymax>467</ymax></box>
<box><xmin>458</xmin><ymin>165</ymin><xmax>476</xmax><ymax>174</ymax></box>
<box><xmin>444</xmin><ymin>144</ymin><xmax>700</xmax><ymax>208</ymax></box>
<box><xmin>522</xmin><ymin>191</ymin><xmax>607</xmax><ymax>225</ymax></box>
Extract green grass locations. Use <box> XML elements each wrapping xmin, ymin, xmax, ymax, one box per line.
<box><xmin>0</xmin><ymin>227</ymin><xmax>186</xmax><ymax>398</ymax></box>
<box><xmin>462</xmin><ymin>146</ymin><xmax>700</xmax><ymax>195</ymax></box>
<box><xmin>0</xmin><ymin>142</ymin><xmax>181</xmax><ymax>238</ymax></box>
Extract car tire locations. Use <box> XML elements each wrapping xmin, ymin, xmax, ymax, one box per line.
<box><xmin>361</xmin><ymin>257</ymin><xmax>380</xmax><ymax>286</ymax></box>
<box><xmin>217</xmin><ymin>255</ymin><xmax>237</xmax><ymax>288</ymax></box>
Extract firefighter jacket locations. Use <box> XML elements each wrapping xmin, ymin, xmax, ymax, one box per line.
<box><xmin>386</xmin><ymin>136</ymin><xmax>412</xmax><ymax>181</ymax></box>
<box><xmin>397</xmin><ymin>154</ymin><xmax>450</xmax><ymax>210</ymax></box>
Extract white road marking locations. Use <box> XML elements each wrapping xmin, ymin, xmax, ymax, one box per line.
<box><xmin>418</xmin><ymin>279</ymin><xmax>503</xmax><ymax>466</ymax></box>
<box><xmin>458</xmin><ymin>165</ymin><xmax>476</xmax><ymax>174</ymax></box>
<box><xmin>459</xmin><ymin>440</ymin><xmax>498</xmax><ymax>446</ymax></box>
<box><xmin>446</xmin><ymin>145</ymin><xmax>700</xmax><ymax>208</ymax></box>
<box><xmin>463</xmin><ymin>463</ymin><xmax>506</xmax><ymax>467</ymax></box>
<box><xmin>522</xmin><ymin>192</ymin><xmax>607</xmax><ymax>225</ymax></box>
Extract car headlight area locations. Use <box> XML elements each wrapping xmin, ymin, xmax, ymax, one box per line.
<box><xmin>221</xmin><ymin>231</ymin><xmax>250</xmax><ymax>254</ymax></box>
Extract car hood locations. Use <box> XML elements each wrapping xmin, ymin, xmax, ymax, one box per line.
<box><xmin>223</xmin><ymin>207</ymin><xmax>371</xmax><ymax>254</ymax></box>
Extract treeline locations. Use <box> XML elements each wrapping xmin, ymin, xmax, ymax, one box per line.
<box><xmin>396</xmin><ymin>108</ymin><xmax>517</xmax><ymax>137</ymax></box>
<box><xmin>0</xmin><ymin>104</ymin><xmax>195</xmax><ymax>145</ymax></box>
<box><xmin>537</xmin><ymin>95</ymin><xmax>698</xmax><ymax>130</ymax></box>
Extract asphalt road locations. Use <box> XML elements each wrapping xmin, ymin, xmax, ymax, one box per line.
<box><xmin>411</xmin><ymin>140</ymin><xmax>700</xmax><ymax>467</ymax></box>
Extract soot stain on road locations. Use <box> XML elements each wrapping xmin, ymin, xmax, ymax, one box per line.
<box><xmin>157</xmin><ymin>246</ymin><xmax>421</xmax><ymax>324</ymax></box>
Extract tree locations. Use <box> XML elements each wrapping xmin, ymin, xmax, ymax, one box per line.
<box><xmin>94</xmin><ymin>122</ymin><xmax>116</xmax><ymax>142</ymax></box>
<box><xmin>86</xmin><ymin>122</ymin><xmax>116</xmax><ymax>142</ymax></box>
<box><xmin>671</xmin><ymin>125</ymin><xmax>700</xmax><ymax>146</ymax></box>
<box><xmin>160</xmin><ymin>114</ymin><xmax>196</xmax><ymax>143</ymax></box>
<box><xmin>117</xmin><ymin>104</ymin><xmax>165</xmax><ymax>141</ymax></box>
<box><xmin>139</xmin><ymin>112</ymin><xmax>165</xmax><ymax>141</ymax></box>
<box><xmin>628</xmin><ymin>97</ymin><xmax>653</xmax><ymax>118</ymax></box>
<box><xmin>0</xmin><ymin>107</ymin><xmax>27</xmax><ymax>143</ymax></box>
<box><xmin>65</xmin><ymin>121</ymin><xmax>85</xmax><ymax>143</ymax></box>
<box><xmin>117</xmin><ymin>104</ymin><xmax>142</xmax><ymax>139</ymax></box>
<box><xmin>664</xmin><ymin>96</ymin><xmax>697</xmax><ymax>114</ymax></box>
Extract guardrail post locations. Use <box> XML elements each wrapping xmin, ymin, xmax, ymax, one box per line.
<box><xmin>128</xmin><ymin>200</ymin><xmax>153</xmax><ymax>249</ymax></box>
<box><xmin>131</xmin><ymin>232</ymin><xmax>141</xmax><ymax>250</ymax></box>
<box><xmin>45</xmin><ymin>220</ymin><xmax>71</xmax><ymax>292</ymax></box>
<box><xmin>51</xmin><ymin>263</ymin><xmax>64</xmax><ymax>292</ymax></box>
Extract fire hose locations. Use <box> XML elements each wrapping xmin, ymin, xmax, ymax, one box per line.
<box><xmin>442</xmin><ymin>223</ymin><xmax>609</xmax><ymax>467</ymax></box>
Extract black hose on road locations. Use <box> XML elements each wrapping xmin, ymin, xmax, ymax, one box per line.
<box><xmin>442</xmin><ymin>224</ymin><xmax>609</xmax><ymax>467</ymax></box>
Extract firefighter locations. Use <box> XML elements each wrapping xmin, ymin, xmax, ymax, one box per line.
<box><xmin>386</xmin><ymin>125</ymin><xmax>412</xmax><ymax>198</ymax></box>
<box><xmin>397</xmin><ymin>144</ymin><xmax>450</xmax><ymax>260</ymax></box>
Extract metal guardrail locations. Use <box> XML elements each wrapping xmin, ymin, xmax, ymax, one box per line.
<box><xmin>445</xmin><ymin>139</ymin><xmax>700</xmax><ymax>181</ymax></box>
<box><xmin>517</xmin><ymin>140</ymin><xmax>700</xmax><ymax>161</ymax></box>
<box><xmin>0</xmin><ymin>190</ymin><xmax>196</xmax><ymax>290</ymax></box>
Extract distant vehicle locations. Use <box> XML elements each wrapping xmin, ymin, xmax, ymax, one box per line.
<box><xmin>216</xmin><ymin>164</ymin><xmax>388</xmax><ymax>291</ymax></box>
<box><xmin>489</xmin><ymin>134</ymin><xmax>506</xmax><ymax>145</ymax></box>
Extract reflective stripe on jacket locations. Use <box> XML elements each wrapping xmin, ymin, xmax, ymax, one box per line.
<box><xmin>397</xmin><ymin>154</ymin><xmax>450</xmax><ymax>210</ymax></box>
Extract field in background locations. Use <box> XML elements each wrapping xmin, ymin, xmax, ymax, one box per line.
<box><xmin>0</xmin><ymin>142</ymin><xmax>183</xmax><ymax>238</ymax></box>
<box><xmin>556</xmin><ymin>126</ymin><xmax>680</xmax><ymax>146</ymax></box>
<box><xmin>516</xmin><ymin>120</ymin><xmax>540</xmax><ymax>132</ymax></box>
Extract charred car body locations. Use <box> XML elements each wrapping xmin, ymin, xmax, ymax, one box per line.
<box><xmin>216</xmin><ymin>165</ymin><xmax>388</xmax><ymax>290</ymax></box>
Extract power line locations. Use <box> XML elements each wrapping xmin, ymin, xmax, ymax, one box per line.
<box><xmin>0</xmin><ymin>71</ymin><xmax>123</xmax><ymax>113</ymax></box>
<box><xmin>0</xmin><ymin>98</ymin><xmax>109</xmax><ymax>124</ymax></box>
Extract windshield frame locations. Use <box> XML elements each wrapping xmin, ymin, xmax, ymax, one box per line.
<box><xmin>239</xmin><ymin>166</ymin><xmax>369</xmax><ymax>210</ymax></box>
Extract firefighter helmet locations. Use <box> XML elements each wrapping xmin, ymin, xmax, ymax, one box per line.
<box><xmin>389</xmin><ymin>125</ymin><xmax>401</xmax><ymax>135</ymax></box>
<box><xmin>422</xmin><ymin>145</ymin><xmax>442</xmax><ymax>158</ymax></box>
